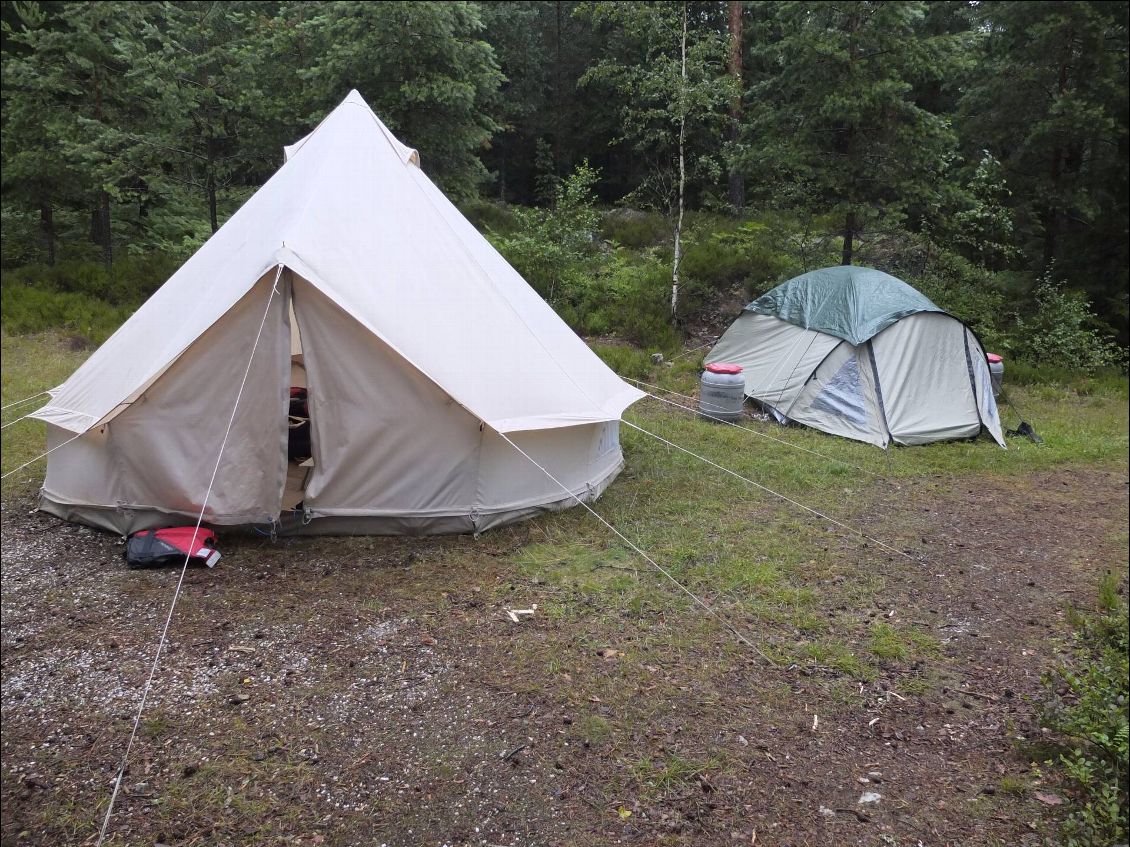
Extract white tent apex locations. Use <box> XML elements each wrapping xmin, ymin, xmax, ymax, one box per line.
<box><xmin>283</xmin><ymin>89</ymin><xmax>420</xmax><ymax>167</ymax></box>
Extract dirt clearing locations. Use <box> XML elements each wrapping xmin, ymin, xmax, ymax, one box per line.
<box><xmin>2</xmin><ymin>467</ymin><xmax>1127</xmax><ymax>846</ymax></box>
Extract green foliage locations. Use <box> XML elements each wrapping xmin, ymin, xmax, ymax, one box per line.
<box><xmin>1040</xmin><ymin>589</ymin><xmax>1129</xmax><ymax>847</ymax></box>
<box><xmin>681</xmin><ymin>220</ymin><xmax>794</xmax><ymax>294</ymax></box>
<box><xmin>959</xmin><ymin>1</ymin><xmax>1129</xmax><ymax>329</ymax></box>
<box><xmin>458</xmin><ymin>199</ymin><xmax>519</xmax><ymax>235</ymax></box>
<box><xmin>601</xmin><ymin>210</ymin><xmax>670</xmax><ymax>249</ymax></box>
<box><xmin>1015</xmin><ymin>276</ymin><xmax>1128</xmax><ymax>372</ymax></box>
<box><xmin>590</xmin><ymin>344</ymin><xmax>656</xmax><ymax>381</ymax></box>
<box><xmin>0</xmin><ymin>284</ymin><xmax>132</xmax><ymax>343</ymax></box>
<box><xmin>742</xmin><ymin>1</ymin><xmax>963</xmax><ymax>259</ymax></box>
<box><xmin>578</xmin><ymin>1</ymin><xmax>734</xmax><ymax>209</ymax></box>
<box><xmin>489</xmin><ymin>162</ymin><xmax>604</xmax><ymax>303</ymax></box>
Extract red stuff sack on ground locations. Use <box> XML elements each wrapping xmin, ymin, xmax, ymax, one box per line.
<box><xmin>125</xmin><ymin>527</ymin><xmax>221</xmax><ymax>569</ymax></box>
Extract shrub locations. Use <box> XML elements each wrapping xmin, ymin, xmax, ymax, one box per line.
<box><xmin>489</xmin><ymin>162</ymin><xmax>605</xmax><ymax>304</ymax></box>
<box><xmin>680</xmin><ymin>222</ymin><xmax>792</xmax><ymax>293</ymax></box>
<box><xmin>0</xmin><ymin>284</ymin><xmax>133</xmax><ymax>342</ymax></box>
<box><xmin>601</xmin><ymin>209</ymin><xmax>670</xmax><ymax>248</ymax></box>
<box><xmin>1039</xmin><ymin>582</ymin><xmax>1129</xmax><ymax>846</ymax></box>
<box><xmin>3</xmin><ymin>253</ymin><xmax>178</xmax><ymax>307</ymax></box>
<box><xmin>590</xmin><ymin>343</ymin><xmax>655</xmax><ymax>381</ymax></box>
<box><xmin>1014</xmin><ymin>276</ymin><xmax>1127</xmax><ymax>372</ymax></box>
<box><xmin>459</xmin><ymin>198</ymin><xmax>519</xmax><ymax>235</ymax></box>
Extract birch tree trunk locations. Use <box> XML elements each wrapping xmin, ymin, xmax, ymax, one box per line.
<box><xmin>671</xmin><ymin>2</ymin><xmax>688</xmax><ymax>321</ymax></box>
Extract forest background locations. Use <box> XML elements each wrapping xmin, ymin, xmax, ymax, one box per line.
<box><xmin>2</xmin><ymin>0</ymin><xmax>1127</xmax><ymax>370</ymax></box>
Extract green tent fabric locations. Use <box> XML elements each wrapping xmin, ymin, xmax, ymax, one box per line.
<box><xmin>746</xmin><ymin>266</ymin><xmax>944</xmax><ymax>346</ymax></box>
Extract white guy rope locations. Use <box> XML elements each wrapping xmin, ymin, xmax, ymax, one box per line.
<box><xmin>496</xmin><ymin>431</ymin><xmax>776</xmax><ymax>664</ymax></box>
<box><xmin>620</xmin><ymin>418</ymin><xmax>920</xmax><ymax>564</ymax></box>
<box><xmin>623</xmin><ymin>376</ymin><xmax>886</xmax><ymax>480</ymax></box>
<box><xmin>1</xmin><ymin>410</ymin><xmax>43</xmax><ymax>431</ymax></box>
<box><xmin>1</xmin><ymin>390</ymin><xmax>49</xmax><ymax>412</ymax></box>
<box><xmin>0</xmin><ymin>431</ymin><xmax>85</xmax><ymax>481</ymax></box>
<box><xmin>96</xmin><ymin>265</ymin><xmax>284</xmax><ymax>845</ymax></box>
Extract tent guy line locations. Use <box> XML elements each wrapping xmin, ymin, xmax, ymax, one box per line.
<box><xmin>0</xmin><ymin>431</ymin><xmax>84</xmax><ymax>481</ymax></box>
<box><xmin>496</xmin><ymin>429</ymin><xmax>777</xmax><ymax>665</ymax></box>
<box><xmin>619</xmin><ymin>418</ymin><xmax>921</xmax><ymax>564</ymax></box>
<box><xmin>0</xmin><ymin>390</ymin><xmax>49</xmax><ymax>412</ymax></box>
<box><xmin>96</xmin><ymin>265</ymin><xmax>284</xmax><ymax>846</ymax></box>
<box><xmin>1</xmin><ymin>410</ymin><xmax>43</xmax><ymax>430</ymax></box>
<box><xmin>622</xmin><ymin>376</ymin><xmax>886</xmax><ymax>480</ymax></box>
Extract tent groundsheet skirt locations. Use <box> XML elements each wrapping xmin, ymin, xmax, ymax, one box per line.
<box><xmin>37</xmin><ymin>456</ymin><xmax>623</xmax><ymax>537</ymax></box>
<box><xmin>39</xmin><ymin>415</ymin><xmax>626</xmax><ymax>537</ymax></box>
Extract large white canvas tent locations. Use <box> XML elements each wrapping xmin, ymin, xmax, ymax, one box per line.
<box><xmin>31</xmin><ymin>90</ymin><xmax>644</xmax><ymax>536</ymax></box>
<box><xmin>706</xmin><ymin>266</ymin><xmax>1005</xmax><ymax>448</ymax></box>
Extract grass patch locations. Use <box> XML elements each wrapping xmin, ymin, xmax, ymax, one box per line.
<box><xmin>1038</xmin><ymin>590</ymin><xmax>1129</xmax><ymax>846</ymax></box>
<box><xmin>868</xmin><ymin>622</ymin><xmax>941</xmax><ymax>663</ymax></box>
<box><xmin>1</xmin><ymin>332</ymin><xmax>94</xmax><ymax>487</ymax></box>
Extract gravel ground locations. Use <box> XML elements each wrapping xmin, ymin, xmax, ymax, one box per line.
<box><xmin>2</xmin><ymin>468</ymin><xmax>1127</xmax><ymax>846</ymax></box>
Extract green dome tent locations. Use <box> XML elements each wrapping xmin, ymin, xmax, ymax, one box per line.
<box><xmin>706</xmin><ymin>266</ymin><xmax>1005</xmax><ymax>448</ymax></box>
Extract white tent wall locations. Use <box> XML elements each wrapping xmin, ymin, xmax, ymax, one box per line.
<box><xmin>707</xmin><ymin>313</ymin><xmax>839</xmax><ymax>410</ymax></box>
<box><xmin>293</xmin><ymin>277</ymin><xmax>482</xmax><ymax>517</ymax></box>
<box><xmin>966</xmin><ymin>330</ymin><xmax>1006</xmax><ymax>446</ymax></box>
<box><xmin>40</xmin><ymin>275</ymin><xmax>290</xmax><ymax>533</ymax></box>
<box><xmin>32</xmin><ymin>90</ymin><xmax>644</xmax><ymax>537</ymax></box>
<box><xmin>870</xmin><ymin>313</ymin><xmax>984</xmax><ymax>445</ymax></box>
<box><xmin>786</xmin><ymin>341</ymin><xmax>890</xmax><ymax>447</ymax></box>
<box><xmin>293</xmin><ymin>277</ymin><xmax>624</xmax><ymax>531</ymax></box>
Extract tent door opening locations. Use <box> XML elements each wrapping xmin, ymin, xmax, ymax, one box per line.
<box><xmin>284</xmin><ymin>285</ymin><xmax>313</xmax><ymax>510</ymax></box>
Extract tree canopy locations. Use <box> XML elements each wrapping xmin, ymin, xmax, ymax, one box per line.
<box><xmin>2</xmin><ymin>0</ymin><xmax>1128</xmax><ymax>342</ymax></box>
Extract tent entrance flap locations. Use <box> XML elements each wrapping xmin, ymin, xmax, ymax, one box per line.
<box><xmin>284</xmin><ymin>277</ymin><xmax>314</xmax><ymax>511</ymax></box>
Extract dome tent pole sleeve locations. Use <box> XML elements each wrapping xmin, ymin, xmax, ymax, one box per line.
<box><xmin>620</xmin><ymin>418</ymin><xmax>921</xmax><ymax>564</ymax></box>
<box><xmin>495</xmin><ymin>430</ymin><xmax>777</xmax><ymax>664</ymax></box>
<box><xmin>96</xmin><ymin>265</ymin><xmax>284</xmax><ymax>847</ymax></box>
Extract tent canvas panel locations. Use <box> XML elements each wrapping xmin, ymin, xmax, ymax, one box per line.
<box><xmin>707</xmin><ymin>313</ymin><xmax>840</xmax><ymax>411</ymax></box>
<box><xmin>787</xmin><ymin>341</ymin><xmax>890</xmax><ymax>447</ymax></box>
<box><xmin>965</xmin><ymin>330</ymin><xmax>1006</xmax><ymax>446</ymax></box>
<box><xmin>870</xmin><ymin>313</ymin><xmax>983</xmax><ymax>445</ymax></box>
<box><xmin>41</xmin><ymin>275</ymin><xmax>290</xmax><ymax>525</ymax></box>
<box><xmin>292</xmin><ymin>276</ymin><xmax>483</xmax><ymax>516</ymax></box>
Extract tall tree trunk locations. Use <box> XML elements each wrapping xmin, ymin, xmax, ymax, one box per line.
<box><xmin>207</xmin><ymin>171</ymin><xmax>219</xmax><ymax>233</ymax></box>
<box><xmin>671</xmin><ymin>2</ymin><xmax>688</xmax><ymax>322</ymax></box>
<box><xmin>40</xmin><ymin>202</ymin><xmax>56</xmax><ymax>266</ymax></box>
<box><xmin>90</xmin><ymin>194</ymin><xmax>112</xmax><ymax>267</ymax></box>
<box><xmin>1043</xmin><ymin>30</ymin><xmax>1073</xmax><ymax>271</ymax></box>
<box><xmin>91</xmin><ymin>68</ymin><xmax>112</xmax><ymax>267</ymax></box>
<box><xmin>841</xmin><ymin>209</ymin><xmax>855</xmax><ymax>266</ymax></box>
<box><xmin>727</xmin><ymin>0</ymin><xmax>744</xmax><ymax>211</ymax></box>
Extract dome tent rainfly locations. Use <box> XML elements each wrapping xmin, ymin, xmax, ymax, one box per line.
<box><xmin>31</xmin><ymin>90</ymin><xmax>644</xmax><ymax>536</ymax></box>
<box><xmin>705</xmin><ymin>266</ymin><xmax>1005</xmax><ymax>449</ymax></box>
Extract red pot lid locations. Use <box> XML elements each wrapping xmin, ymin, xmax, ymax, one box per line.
<box><xmin>986</xmin><ymin>353</ymin><xmax>1003</xmax><ymax>364</ymax></box>
<box><xmin>706</xmin><ymin>362</ymin><xmax>743</xmax><ymax>375</ymax></box>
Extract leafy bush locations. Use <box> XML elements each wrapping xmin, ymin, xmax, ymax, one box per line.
<box><xmin>590</xmin><ymin>343</ymin><xmax>656</xmax><ymax>381</ymax></box>
<box><xmin>489</xmin><ymin>162</ymin><xmax>605</xmax><ymax>304</ymax></box>
<box><xmin>601</xmin><ymin>209</ymin><xmax>670</xmax><ymax>248</ymax></box>
<box><xmin>680</xmin><ymin>221</ymin><xmax>793</xmax><ymax>293</ymax></box>
<box><xmin>3</xmin><ymin>253</ymin><xmax>178</xmax><ymax>307</ymax></box>
<box><xmin>1015</xmin><ymin>276</ymin><xmax>1127</xmax><ymax>372</ymax></box>
<box><xmin>1040</xmin><ymin>581</ymin><xmax>1129</xmax><ymax>846</ymax></box>
<box><xmin>459</xmin><ymin>198</ymin><xmax>519</xmax><ymax>235</ymax></box>
<box><xmin>0</xmin><ymin>284</ymin><xmax>133</xmax><ymax>342</ymax></box>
